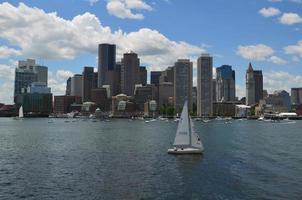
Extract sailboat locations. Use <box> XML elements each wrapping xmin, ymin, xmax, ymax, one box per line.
<box><xmin>18</xmin><ymin>106</ymin><xmax>24</xmax><ymax>118</ymax></box>
<box><xmin>168</xmin><ymin>101</ymin><xmax>204</xmax><ymax>154</ymax></box>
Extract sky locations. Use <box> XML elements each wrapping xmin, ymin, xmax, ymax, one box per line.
<box><xmin>0</xmin><ymin>0</ymin><xmax>302</xmax><ymax>103</ymax></box>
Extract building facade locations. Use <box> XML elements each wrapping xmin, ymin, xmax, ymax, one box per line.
<box><xmin>98</xmin><ymin>44</ymin><xmax>119</xmax><ymax>96</ymax></box>
<box><xmin>71</xmin><ymin>74</ymin><xmax>83</xmax><ymax>99</ymax></box>
<box><xmin>174</xmin><ymin>59</ymin><xmax>193</xmax><ymax>113</ymax></box>
<box><xmin>246</xmin><ymin>63</ymin><xmax>263</xmax><ymax>105</ymax></box>
<box><xmin>82</xmin><ymin>66</ymin><xmax>97</xmax><ymax>102</ymax></box>
<box><xmin>216</xmin><ymin>65</ymin><xmax>235</xmax><ymax>102</ymax></box>
<box><xmin>291</xmin><ymin>88</ymin><xmax>302</xmax><ymax>105</ymax></box>
<box><xmin>121</xmin><ymin>52</ymin><xmax>140</xmax><ymax>96</ymax></box>
<box><xmin>197</xmin><ymin>54</ymin><xmax>213</xmax><ymax>117</ymax></box>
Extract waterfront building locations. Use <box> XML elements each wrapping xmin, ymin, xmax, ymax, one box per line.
<box><xmin>53</xmin><ymin>95</ymin><xmax>82</xmax><ymax>114</ymax></box>
<box><xmin>111</xmin><ymin>94</ymin><xmax>135</xmax><ymax>117</ymax></box>
<box><xmin>174</xmin><ymin>59</ymin><xmax>193</xmax><ymax>113</ymax></box>
<box><xmin>82</xmin><ymin>66</ymin><xmax>97</xmax><ymax>102</ymax></box>
<box><xmin>291</xmin><ymin>88</ymin><xmax>302</xmax><ymax>105</ymax></box>
<box><xmin>134</xmin><ymin>84</ymin><xmax>156</xmax><ymax>112</ymax></box>
<box><xmin>14</xmin><ymin>59</ymin><xmax>48</xmax><ymax>102</ymax></box>
<box><xmin>91</xmin><ymin>88</ymin><xmax>110</xmax><ymax>111</ymax></box>
<box><xmin>213</xmin><ymin>102</ymin><xmax>238</xmax><ymax>117</ymax></box>
<box><xmin>265</xmin><ymin>90</ymin><xmax>291</xmax><ymax>112</ymax></box>
<box><xmin>139</xmin><ymin>66</ymin><xmax>147</xmax><ymax>86</ymax></box>
<box><xmin>216</xmin><ymin>65</ymin><xmax>235</xmax><ymax>102</ymax></box>
<box><xmin>98</xmin><ymin>44</ymin><xmax>119</xmax><ymax>96</ymax></box>
<box><xmin>70</xmin><ymin>74</ymin><xmax>83</xmax><ymax>100</ymax></box>
<box><xmin>235</xmin><ymin>105</ymin><xmax>251</xmax><ymax>118</ymax></box>
<box><xmin>246</xmin><ymin>63</ymin><xmax>263</xmax><ymax>105</ymax></box>
<box><xmin>15</xmin><ymin>93</ymin><xmax>53</xmax><ymax>117</ymax></box>
<box><xmin>212</xmin><ymin>79</ymin><xmax>216</xmax><ymax>102</ymax></box>
<box><xmin>121</xmin><ymin>52</ymin><xmax>140</xmax><ymax>96</ymax></box>
<box><xmin>197</xmin><ymin>54</ymin><xmax>213</xmax><ymax>117</ymax></box>
<box><xmin>158</xmin><ymin>82</ymin><xmax>174</xmax><ymax>107</ymax></box>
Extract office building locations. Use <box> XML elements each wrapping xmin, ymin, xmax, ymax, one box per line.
<box><xmin>216</xmin><ymin>65</ymin><xmax>236</xmax><ymax>102</ymax></box>
<box><xmin>54</xmin><ymin>95</ymin><xmax>82</xmax><ymax>114</ymax></box>
<box><xmin>246</xmin><ymin>63</ymin><xmax>263</xmax><ymax>105</ymax></box>
<box><xmin>27</xmin><ymin>82</ymin><xmax>51</xmax><ymax>94</ymax></box>
<box><xmin>197</xmin><ymin>54</ymin><xmax>213</xmax><ymax>117</ymax></box>
<box><xmin>159</xmin><ymin>66</ymin><xmax>174</xmax><ymax>84</ymax></box>
<box><xmin>71</xmin><ymin>74</ymin><xmax>83</xmax><ymax>99</ymax></box>
<box><xmin>82</xmin><ymin>66</ymin><xmax>97</xmax><ymax>102</ymax></box>
<box><xmin>291</xmin><ymin>88</ymin><xmax>302</xmax><ymax>105</ymax></box>
<box><xmin>139</xmin><ymin>66</ymin><xmax>147</xmax><ymax>86</ymax></box>
<box><xmin>159</xmin><ymin>82</ymin><xmax>174</xmax><ymax>107</ymax></box>
<box><xmin>174</xmin><ymin>59</ymin><xmax>193</xmax><ymax>113</ymax></box>
<box><xmin>14</xmin><ymin>59</ymin><xmax>48</xmax><ymax>102</ymax></box>
<box><xmin>134</xmin><ymin>84</ymin><xmax>156</xmax><ymax>111</ymax></box>
<box><xmin>121</xmin><ymin>52</ymin><xmax>140</xmax><ymax>96</ymax></box>
<box><xmin>98</xmin><ymin>44</ymin><xmax>119</xmax><ymax>96</ymax></box>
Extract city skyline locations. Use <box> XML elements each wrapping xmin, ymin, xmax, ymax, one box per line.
<box><xmin>0</xmin><ymin>0</ymin><xmax>302</xmax><ymax>103</ymax></box>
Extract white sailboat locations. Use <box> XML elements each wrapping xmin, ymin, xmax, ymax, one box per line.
<box><xmin>18</xmin><ymin>106</ymin><xmax>24</xmax><ymax>118</ymax></box>
<box><xmin>168</xmin><ymin>101</ymin><xmax>204</xmax><ymax>154</ymax></box>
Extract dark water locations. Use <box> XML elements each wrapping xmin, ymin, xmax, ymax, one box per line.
<box><xmin>0</xmin><ymin>118</ymin><xmax>302</xmax><ymax>200</ymax></box>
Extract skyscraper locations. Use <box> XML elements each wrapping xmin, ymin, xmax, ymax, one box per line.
<box><xmin>197</xmin><ymin>54</ymin><xmax>213</xmax><ymax>117</ymax></box>
<box><xmin>82</xmin><ymin>66</ymin><xmax>97</xmax><ymax>102</ymax></box>
<box><xmin>139</xmin><ymin>66</ymin><xmax>147</xmax><ymax>86</ymax></box>
<box><xmin>71</xmin><ymin>74</ymin><xmax>83</xmax><ymax>99</ymax></box>
<box><xmin>121</xmin><ymin>52</ymin><xmax>140</xmax><ymax>96</ymax></box>
<box><xmin>98</xmin><ymin>44</ymin><xmax>119</xmax><ymax>95</ymax></box>
<box><xmin>66</xmin><ymin>77</ymin><xmax>71</xmax><ymax>95</ymax></box>
<box><xmin>246</xmin><ymin>63</ymin><xmax>263</xmax><ymax>105</ymax></box>
<box><xmin>14</xmin><ymin>59</ymin><xmax>48</xmax><ymax>102</ymax></box>
<box><xmin>216</xmin><ymin>65</ymin><xmax>236</xmax><ymax>102</ymax></box>
<box><xmin>174</xmin><ymin>59</ymin><xmax>193</xmax><ymax>113</ymax></box>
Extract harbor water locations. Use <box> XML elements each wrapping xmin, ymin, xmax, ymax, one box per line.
<box><xmin>0</xmin><ymin>118</ymin><xmax>301</xmax><ymax>199</ymax></box>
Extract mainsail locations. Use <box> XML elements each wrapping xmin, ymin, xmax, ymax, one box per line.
<box><xmin>19</xmin><ymin>106</ymin><xmax>24</xmax><ymax>118</ymax></box>
<box><xmin>173</xmin><ymin>101</ymin><xmax>190</xmax><ymax>147</ymax></box>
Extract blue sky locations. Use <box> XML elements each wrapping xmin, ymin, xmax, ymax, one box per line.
<box><xmin>0</xmin><ymin>0</ymin><xmax>302</xmax><ymax>103</ymax></box>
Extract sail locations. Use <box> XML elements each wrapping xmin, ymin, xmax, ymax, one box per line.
<box><xmin>19</xmin><ymin>106</ymin><xmax>24</xmax><ymax>118</ymax></box>
<box><xmin>173</xmin><ymin>102</ymin><xmax>190</xmax><ymax>146</ymax></box>
<box><xmin>190</xmin><ymin>117</ymin><xmax>203</xmax><ymax>149</ymax></box>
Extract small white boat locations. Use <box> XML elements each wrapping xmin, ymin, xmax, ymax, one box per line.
<box><xmin>168</xmin><ymin>101</ymin><xmax>204</xmax><ymax>155</ymax></box>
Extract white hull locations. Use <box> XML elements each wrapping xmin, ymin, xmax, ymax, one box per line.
<box><xmin>167</xmin><ymin>147</ymin><xmax>203</xmax><ymax>154</ymax></box>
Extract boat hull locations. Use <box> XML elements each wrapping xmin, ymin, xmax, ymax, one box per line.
<box><xmin>167</xmin><ymin>148</ymin><xmax>203</xmax><ymax>154</ymax></box>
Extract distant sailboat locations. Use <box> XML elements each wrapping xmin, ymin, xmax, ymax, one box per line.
<box><xmin>18</xmin><ymin>106</ymin><xmax>24</xmax><ymax>118</ymax></box>
<box><xmin>168</xmin><ymin>101</ymin><xmax>204</xmax><ymax>154</ymax></box>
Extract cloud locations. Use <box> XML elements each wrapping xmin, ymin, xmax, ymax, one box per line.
<box><xmin>237</xmin><ymin>44</ymin><xmax>274</xmax><ymax>61</ymax></box>
<box><xmin>0</xmin><ymin>63</ymin><xmax>15</xmax><ymax>81</ymax></box>
<box><xmin>106</xmin><ymin>0</ymin><xmax>152</xmax><ymax>20</ymax></box>
<box><xmin>0</xmin><ymin>2</ymin><xmax>205</xmax><ymax>70</ymax></box>
<box><xmin>263</xmin><ymin>71</ymin><xmax>302</xmax><ymax>93</ymax></box>
<box><xmin>269</xmin><ymin>56</ymin><xmax>287</xmax><ymax>64</ymax></box>
<box><xmin>284</xmin><ymin>40</ymin><xmax>302</xmax><ymax>57</ymax></box>
<box><xmin>0</xmin><ymin>46</ymin><xmax>21</xmax><ymax>58</ymax></box>
<box><xmin>56</xmin><ymin>69</ymin><xmax>74</xmax><ymax>81</ymax></box>
<box><xmin>259</xmin><ymin>7</ymin><xmax>281</xmax><ymax>17</ymax></box>
<box><xmin>279</xmin><ymin>13</ymin><xmax>302</xmax><ymax>25</ymax></box>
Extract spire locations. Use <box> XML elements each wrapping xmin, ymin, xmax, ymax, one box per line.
<box><xmin>247</xmin><ymin>62</ymin><xmax>253</xmax><ymax>72</ymax></box>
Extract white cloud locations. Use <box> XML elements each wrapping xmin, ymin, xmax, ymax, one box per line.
<box><xmin>279</xmin><ymin>13</ymin><xmax>302</xmax><ymax>25</ymax></box>
<box><xmin>56</xmin><ymin>69</ymin><xmax>74</xmax><ymax>81</ymax></box>
<box><xmin>0</xmin><ymin>46</ymin><xmax>20</xmax><ymax>58</ymax></box>
<box><xmin>259</xmin><ymin>7</ymin><xmax>281</xmax><ymax>17</ymax></box>
<box><xmin>106</xmin><ymin>0</ymin><xmax>152</xmax><ymax>20</ymax></box>
<box><xmin>0</xmin><ymin>81</ymin><xmax>14</xmax><ymax>104</ymax></box>
<box><xmin>284</xmin><ymin>40</ymin><xmax>302</xmax><ymax>57</ymax></box>
<box><xmin>237</xmin><ymin>44</ymin><xmax>274</xmax><ymax>61</ymax></box>
<box><xmin>0</xmin><ymin>2</ymin><xmax>205</xmax><ymax>70</ymax></box>
<box><xmin>264</xmin><ymin>71</ymin><xmax>302</xmax><ymax>93</ymax></box>
<box><xmin>269</xmin><ymin>56</ymin><xmax>288</xmax><ymax>64</ymax></box>
<box><xmin>236</xmin><ymin>84</ymin><xmax>245</xmax><ymax>99</ymax></box>
<box><xmin>0</xmin><ymin>63</ymin><xmax>15</xmax><ymax>81</ymax></box>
